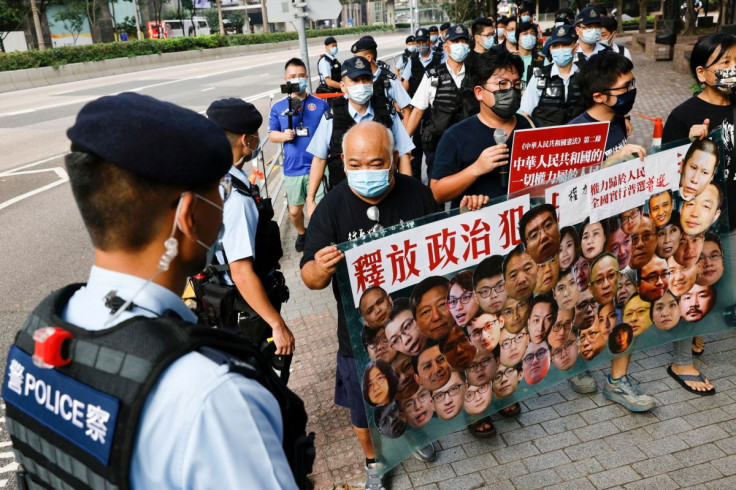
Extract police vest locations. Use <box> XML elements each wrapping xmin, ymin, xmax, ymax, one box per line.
<box><xmin>2</xmin><ymin>285</ymin><xmax>314</xmax><ymax>490</ymax></box>
<box><xmin>400</xmin><ymin>49</ymin><xmax>411</xmax><ymax>66</ymax></box>
<box><xmin>407</xmin><ymin>50</ymin><xmax>443</xmax><ymax>97</ymax></box>
<box><xmin>524</xmin><ymin>49</ymin><xmax>547</xmax><ymax>83</ymax></box>
<box><xmin>575</xmin><ymin>43</ymin><xmax>611</xmax><ymax>64</ymax></box>
<box><xmin>421</xmin><ymin>64</ymin><xmax>479</xmax><ymax>151</ymax></box>
<box><xmin>324</xmin><ymin>96</ymin><xmax>394</xmax><ymax>190</ymax></box>
<box><xmin>530</xmin><ymin>64</ymin><xmax>586</xmax><ymax>127</ymax></box>
<box><xmin>374</xmin><ymin>63</ymin><xmax>398</xmax><ymax>103</ymax></box>
<box><xmin>316</xmin><ymin>54</ymin><xmax>341</xmax><ymax>93</ymax></box>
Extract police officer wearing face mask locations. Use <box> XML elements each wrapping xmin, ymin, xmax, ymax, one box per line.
<box><xmin>515</xmin><ymin>21</ymin><xmax>546</xmax><ymax>83</ymax></box>
<box><xmin>305</xmin><ymin>56</ymin><xmax>414</xmax><ymax>217</ymax></box>
<box><xmin>317</xmin><ymin>36</ymin><xmax>342</xmax><ymax>94</ymax></box>
<box><xmin>520</xmin><ymin>24</ymin><xmax>586</xmax><ymax>127</ymax></box>
<box><xmin>574</xmin><ymin>6</ymin><xmax>610</xmax><ymax>63</ymax></box>
<box><xmin>401</xmin><ymin>28</ymin><xmax>445</xmax><ymax>98</ymax></box>
<box><xmin>405</xmin><ymin>25</ymin><xmax>480</xmax><ymax>182</ymax></box>
<box><xmin>428</xmin><ymin>25</ymin><xmax>442</xmax><ymax>51</ymax></box>
<box><xmin>1</xmin><ymin>93</ymin><xmax>301</xmax><ymax>489</ymax></box>
<box><xmin>301</xmin><ymin>121</ymin><xmax>488</xmax><ymax>490</ymax></box>
<box><xmin>431</xmin><ymin>50</ymin><xmax>535</xmax><ymax>207</ymax></box>
<box><xmin>395</xmin><ymin>35</ymin><xmax>416</xmax><ymax>77</ymax></box>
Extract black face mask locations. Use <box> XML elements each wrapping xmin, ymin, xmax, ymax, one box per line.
<box><xmin>606</xmin><ymin>88</ymin><xmax>636</xmax><ymax>116</ymax></box>
<box><xmin>482</xmin><ymin>87</ymin><xmax>521</xmax><ymax>120</ymax></box>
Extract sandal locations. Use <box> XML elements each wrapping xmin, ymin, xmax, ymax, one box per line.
<box><xmin>467</xmin><ymin>416</ymin><xmax>496</xmax><ymax>438</ymax></box>
<box><xmin>667</xmin><ymin>365</ymin><xmax>715</xmax><ymax>396</ymax></box>
<box><xmin>692</xmin><ymin>336</ymin><xmax>705</xmax><ymax>356</ymax></box>
<box><xmin>500</xmin><ymin>403</ymin><xmax>520</xmax><ymax>417</ymax></box>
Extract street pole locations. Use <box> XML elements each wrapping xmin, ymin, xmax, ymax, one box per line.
<box><xmin>132</xmin><ymin>0</ymin><xmax>142</xmax><ymax>39</ymax></box>
<box><xmin>293</xmin><ymin>2</ymin><xmax>312</xmax><ymax>92</ymax></box>
<box><xmin>29</xmin><ymin>0</ymin><xmax>46</xmax><ymax>50</ymax></box>
<box><xmin>216</xmin><ymin>0</ymin><xmax>225</xmax><ymax>35</ymax></box>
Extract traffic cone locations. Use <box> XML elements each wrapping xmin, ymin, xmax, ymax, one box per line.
<box><xmin>652</xmin><ymin>118</ymin><xmax>663</xmax><ymax>147</ymax></box>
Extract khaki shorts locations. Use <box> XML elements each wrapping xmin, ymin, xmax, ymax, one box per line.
<box><xmin>284</xmin><ymin>174</ymin><xmax>325</xmax><ymax>206</ymax></box>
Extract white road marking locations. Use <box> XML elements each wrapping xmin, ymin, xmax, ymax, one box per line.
<box><xmin>201</xmin><ymin>87</ymin><xmax>215</xmax><ymax>92</ymax></box>
<box><xmin>0</xmin><ymin>165</ymin><xmax>69</xmax><ymax>211</ymax></box>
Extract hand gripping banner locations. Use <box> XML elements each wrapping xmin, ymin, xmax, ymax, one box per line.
<box><xmin>335</xmin><ymin>131</ymin><xmax>735</xmax><ymax>475</ymax></box>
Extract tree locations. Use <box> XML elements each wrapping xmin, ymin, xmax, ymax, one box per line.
<box><xmin>442</xmin><ymin>0</ymin><xmax>481</xmax><ymax>23</ymax></box>
<box><xmin>54</xmin><ymin>1</ymin><xmax>86</xmax><ymax>45</ymax></box>
<box><xmin>637</xmin><ymin>0</ymin><xmax>648</xmax><ymax>33</ymax></box>
<box><xmin>0</xmin><ymin>0</ymin><xmax>27</xmax><ymax>53</ymax></box>
<box><xmin>682</xmin><ymin>0</ymin><xmax>697</xmax><ymax>34</ymax></box>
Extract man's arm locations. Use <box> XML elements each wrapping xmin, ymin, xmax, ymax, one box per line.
<box><xmin>230</xmin><ymin>258</ymin><xmax>295</xmax><ymax>355</ymax></box>
<box><xmin>269</xmin><ymin>129</ymin><xmax>295</xmax><ymax>144</ymax></box>
<box><xmin>405</xmin><ymin>107</ymin><xmax>425</xmax><ymax>137</ymax></box>
<box><xmin>301</xmin><ymin>246</ymin><xmax>345</xmax><ymax>290</ymax></box>
<box><xmin>306</xmin><ymin>156</ymin><xmax>327</xmax><ymax>218</ymax></box>
<box><xmin>325</xmin><ymin>77</ymin><xmax>341</xmax><ymax>90</ymax></box>
<box><xmin>430</xmin><ymin>144</ymin><xmax>509</xmax><ymax>203</ymax></box>
<box><xmin>398</xmin><ymin>153</ymin><xmax>412</xmax><ymax>175</ymax></box>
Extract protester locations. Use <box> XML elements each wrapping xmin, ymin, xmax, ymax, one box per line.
<box><xmin>515</xmin><ymin>21</ymin><xmax>546</xmax><ymax>83</ymax></box>
<box><xmin>471</xmin><ymin>17</ymin><xmax>496</xmax><ymax>55</ymax></box>
<box><xmin>501</xmin><ymin>17</ymin><xmax>518</xmax><ymax>53</ymax></box>
<box><xmin>496</xmin><ymin>16</ymin><xmax>509</xmax><ymax>47</ymax></box>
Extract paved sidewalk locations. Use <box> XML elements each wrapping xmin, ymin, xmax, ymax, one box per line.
<box><xmin>279</xmin><ymin>50</ymin><xmax>736</xmax><ymax>489</ymax></box>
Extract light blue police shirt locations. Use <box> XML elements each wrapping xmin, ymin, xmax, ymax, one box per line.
<box><xmin>216</xmin><ymin>166</ymin><xmax>259</xmax><ymax>286</ymax></box>
<box><xmin>400</xmin><ymin>51</ymin><xmax>447</xmax><ymax>81</ymax></box>
<box><xmin>318</xmin><ymin>52</ymin><xmax>339</xmax><ymax>83</ymax></box>
<box><xmin>305</xmin><ymin>98</ymin><xmax>415</xmax><ymax>159</ymax></box>
<box><xmin>374</xmin><ymin>66</ymin><xmax>412</xmax><ymax>109</ymax></box>
<box><xmin>63</xmin><ymin>266</ymin><xmax>297</xmax><ymax>489</ymax></box>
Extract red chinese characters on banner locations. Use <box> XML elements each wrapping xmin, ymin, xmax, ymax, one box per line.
<box><xmin>352</xmin><ymin>250</ymin><xmax>385</xmax><ymax>292</ymax></box>
<box><xmin>508</xmin><ymin>122</ymin><xmax>610</xmax><ymax>194</ymax></box>
<box><xmin>387</xmin><ymin>240</ymin><xmax>420</xmax><ymax>284</ymax></box>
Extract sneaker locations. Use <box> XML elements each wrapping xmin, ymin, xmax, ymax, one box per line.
<box><xmin>412</xmin><ymin>443</ymin><xmax>436</xmax><ymax>462</ymax></box>
<box><xmin>365</xmin><ymin>463</ymin><xmax>386</xmax><ymax>490</ymax></box>
<box><xmin>568</xmin><ymin>370</ymin><xmax>597</xmax><ymax>394</ymax></box>
<box><xmin>295</xmin><ymin>233</ymin><xmax>306</xmax><ymax>253</ymax></box>
<box><xmin>602</xmin><ymin>375</ymin><xmax>655</xmax><ymax>412</ymax></box>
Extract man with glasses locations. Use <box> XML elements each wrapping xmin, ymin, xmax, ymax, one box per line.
<box><xmin>523</xmin><ymin>341</ymin><xmax>551</xmax><ymax>385</ymax></box>
<box><xmin>501</xmin><ymin>296</ymin><xmax>531</xmax><ymax>334</ymax></box>
<box><xmin>629</xmin><ymin>215</ymin><xmax>657</xmax><ymax>269</ymax></box>
<box><xmin>466</xmin><ymin>312</ymin><xmax>503</xmax><ymax>352</ymax></box>
<box><xmin>589</xmin><ymin>253</ymin><xmax>620</xmax><ymax>305</ymax></box>
<box><xmin>573</xmin><ymin>6</ymin><xmax>609</xmax><ymax>63</ymax></box>
<box><xmin>431</xmin><ymin>370</ymin><xmax>467</xmax><ymax>420</ymax></box>
<box><xmin>473</xmin><ymin>255</ymin><xmax>508</xmax><ymax>314</ymax></box>
<box><xmin>519</xmin><ymin>204</ymin><xmax>561</xmax><ymax>264</ymax></box>
<box><xmin>620</xmin><ymin>207</ymin><xmax>642</xmax><ymax>236</ymax></box>
<box><xmin>548</xmin><ymin>309</ymin><xmax>574</xmax><ymax>349</ymax></box>
<box><xmin>499</xmin><ymin>327</ymin><xmax>529</xmax><ymax>367</ymax></box>
<box><xmin>384</xmin><ymin>297</ymin><xmax>427</xmax><ymax>356</ymax></box>
<box><xmin>551</xmin><ymin>332</ymin><xmax>579</xmax><ymax>370</ymax></box>
<box><xmin>464</xmin><ymin>381</ymin><xmax>493</xmax><ymax>415</ymax></box>
<box><xmin>578</xmin><ymin>321</ymin><xmax>607</xmax><ymax>361</ymax></box>
<box><xmin>431</xmin><ymin>51</ymin><xmax>535</xmax><ymax>207</ymax></box>
<box><xmin>465</xmin><ymin>349</ymin><xmax>499</xmax><ymax>386</ymax></box>
<box><xmin>361</xmin><ymin>326</ymin><xmax>396</xmax><ymax>363</ymax></box>
<box><xmin>574</xmin><ymin>289</ymin><xmax>597</xmax><ymax>330</ymax></box>
<box><xmin>637</xmin><ymin>257</ymin><xmax>669</xmax><ymax>302</ymax></box>
<box><xmin>492</xmin><ymin>363</ymin><xmax>523</xmax><ymax>398</ymax></box>
<box><xmin>568</xmin><ymin>51</ymin><xmax>647</xmax><ymax>163</ymax></box>
<box><xmin>697</xmin><ymin>232</ymin><xmax>724</xmax><ymax>286</ymax></box>
<box><xmin>398</xmin><ymin>387</ymin><xmax>435</xmax><ymax>429</ymax></box>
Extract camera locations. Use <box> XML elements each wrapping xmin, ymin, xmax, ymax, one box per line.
<box><xmin>280</xmin><ymin>81</ymin><xmax>300</xmax><ymax>94</ymax></box>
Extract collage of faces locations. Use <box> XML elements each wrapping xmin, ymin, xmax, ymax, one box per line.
<box><xmin>355</xmin><ymin>137</ymin><xmax>726</xmax><ymax>439</ymax></box>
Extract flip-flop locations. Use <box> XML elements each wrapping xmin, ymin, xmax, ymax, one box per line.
<box><xmin>500</xmin><ymin>402</ymin><xmax>521</xmax><ymax>417</ymax></box>
<box><xmin>468</xmin><ymin>417</ymin><xmax>496</xmax><ymax>438</ymax></box>
<box><xmin>692</xmin><ymin>336</ymin><xmax>705</xmax><ymax>356</ymax></box>
<box><xmin>667</xmin><ymin>365</ymin><xmax>715</xmax><ymax>396</ymax></box>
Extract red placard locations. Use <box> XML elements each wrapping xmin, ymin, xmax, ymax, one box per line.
<box><xmin>508</xmin><ymin>121</ymin><xmax>609</xmax><ymax>194</ymax></box>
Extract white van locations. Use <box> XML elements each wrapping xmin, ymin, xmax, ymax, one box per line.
<box><xmin>164</xmin><ymin>17</ymin><xmax>212</xmax><ymax>38</ymax></box>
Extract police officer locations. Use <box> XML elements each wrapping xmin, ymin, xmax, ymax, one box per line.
<box><xmin>351</xmin><ymin>35</ymin><xmax>413</xmax><ymax>120</ymax></box>
<box><xmin>206</xmin><ymin>98</ymin><xmax>296</xmax><ymax>354</ymax></box>
<box><xmin>428</xmin><ymin>25</ymin><xmax>442</xmax><ymax>51</ymax></box>
<box><xmin>317</xmin><ymin>36</ymin><xmax>341</xmax><ymax>94</ymax></box>
<box><xmin>438</xmin><ymin>22</ymin><xmax>451</xmax><ymax>46</ymax></box>
<box><xmin>305</xmin><ymin>56</ymin><xmax>414</xmax><ymax>217</ymax></box>
<box><xmin>1</xmin><ymin>93</ymin><xmax>298</xmax><ymax>489</ymax></box>
<box><xmin>405</xmin><ymin>25</ymin><xmax>480</xmax><ymax>182</ymax></box>
<box><xmin>575</xmin><ymin>6</ymin><xmax>610</xmax><ymax>62</ymax></box>
<box><xmin>520</xmin><ymin>24</ymin><xmax>586</xmax><ymax>127</ymax></box>
<box><xmin>395</xmin><ymin>35</ymin><xmax>416</xmax><ymax>77</ymax></box>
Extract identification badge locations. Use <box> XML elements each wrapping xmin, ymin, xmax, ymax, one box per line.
<box><xmin>296</xmin><ymin>126</ymin><xmax>309</xmax><ymax>137</ymax></box>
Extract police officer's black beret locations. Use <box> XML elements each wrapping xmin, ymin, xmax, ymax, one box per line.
<box><xmin>324</xmin><ymin>36</ymin><xmax>337</xmax><ymax>45</ymax></box>
<box><xmin>206</xmin><ymin>97</ymin><xmax>263</xmax><ymax>135</ymax></box>
<box><xmin>67</xmin><ymin>93</ymin><xmax>231</xmax><ymax>186</ymax></box>
<box><xmin>341</xmin><ymin>56</ymin><xmax>373</xmax><ymax>79</ymax></box>
<box><xmin>428</xmin><ymin>25</ymin><xmax>439</xmax><ymax>33</ymax></box>
<box><xmin>415</xmin><ymin>28</ymin><xmax>429</xmax><ymax>41</ymax></box>
<box><xmin>440</xmin><ymin>22</ymin><xmax>451</xmax><ymax>31</ymax></box>
<box><xmin>405</xmin><ymin>35</ymin><xmax>415</xmax><ymax>43</ymax></box>
<box><xmin>351</xmin><ymin>36</ymin><xmax>377</xmax><ymax>53</ymax></box>
<box><xmin>447</xmin><ymin>24</ymin><xmax>470</xmax><ymax>42</ymax></box>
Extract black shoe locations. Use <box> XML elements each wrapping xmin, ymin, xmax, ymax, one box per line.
<box><xmin>295</xmin><ymin>233</ymin><xmax>306</xmax><ymax>253</ymax></box>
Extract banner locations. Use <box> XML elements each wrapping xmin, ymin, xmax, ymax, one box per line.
<box><xmin>336</xmin><ymin>131</ymin><xmax>734</xmax><ymax>475</ymax></box>
<box><xmin>508</xmin><ymin>122</ymin><xmax>609</xmax><ymax>194</ymax></box>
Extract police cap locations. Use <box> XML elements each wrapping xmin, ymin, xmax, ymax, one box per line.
<box><xmin>550</xmin><ymin>24</ymin><xmax>577</xmax><ymax>45</ymax></box>
<box><xmin>576</xmin><ymin>6</ymin><xmax>602</xmax><ymax>26</ymax></box>
<box><xmin>447</xmin><ymin>25</ymin><xmax>470</xmax><ymax>42</ymax></box>
<box><xmin>341</xmin><ymin>56</ymin><xmax>373</xmax><ymax>79</ymax></box>
<box><xmin>440</xmin><ymin>22</ymin><xmax>451</xmax><ymax>31</ymax></box>
<box><xmin>206</xmin><ymin>97</ymin><xmax>263</xmax><ymax>135</ymax></box>
<box><xmin>405</xmin><ymin>35</ymin><xmax>415</xmax><ymax>43</ymax></box>
<box><xmin>414</xmin><ymin>28</ymin><xmax>429</xmax><ymax>41</ymax></box>
<box><xmin>428</xmin><ymin>25</ymin><xmax>439</xmax><ymax>33</ymax></box>
<box><xmin>324</xmin><ymin>36</ymin><xmax>337</xmax><ymax>45</ymax></box>
<box><xmin>351</xmin><ymin>36</ymin><xmax>377</xmax><ymax>53</ymax></box>
<box><xmin>67</xmin><ymin>92</ymin><xmax>231</xmax><ymax>186</ymax></box>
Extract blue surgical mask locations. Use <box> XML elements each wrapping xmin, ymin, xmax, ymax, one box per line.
<box><xmin>551</xmin><ymin>47</ymin><xmax>574</xmax><ymax>66</ymax></box>
<box><xmin>346</xmin><ymin>168</ymin><xmax>392</xmax><ymax>197</ymax></box>
<box><xmin>294</xmin><ymin>77</ymin><xmax>308</xmax><ymax>93</ymax></box>
<box><xmin>497</xmin><ymin>27</ymin><xmax>505</xmax><ymax>38</ymax></box>
<box><xmin>506</xmin><ymin>31</ymin><xmax>516</xmax><ymax>44</ymax></box>
<box><xmin>483</xmin><ymin>36</ymin><xmax>495</xmax><ymax>49</ymax></box>
<box><xmin>581</xmin><ymin>27</ymin><xmax>600</xmax><ymax>44</ymax></box>
<box><xmin>418</xmin><ymin>43</ymin><xmax>430</xmax><ymax>54</ymax></box>
<box><xmin>520</xmin><ymin>34</ymin><xmax>536</xmax><ymax>50</ymax></box>
<box><xmin>521</xmin><ymin>15</ymin><xmax>531</xmax><ymax>22</ymax></box>
<box><xmin>347</xmin><ymin>83</ymin><xmax>373</xmax><ymax>104</ymax></box>
<box><xmin>449</xmin><ymin>43</ymin><xmax>470</xmax><ymax>62</ymax></box>
<box><xmin>430</xmin><ymin>34</ymin><xmax>438</xmax><ymax>42</ymax></box>
<box><xmin>599</xmin><ymin>38</ymin><xmax>610</xmax><ymax>46</ymax></box>
<box><xmin>408</xmin><ymin>45</ymin><xmax>417</xmax><ymax>52</ymax></box>
<box><xmin>330</xmin><ymin>46</ymin><xmax>338</xmax><ymax>56</ymax></box>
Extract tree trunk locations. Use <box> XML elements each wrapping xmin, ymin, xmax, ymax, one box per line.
<box><xmin>717</xmin><ymin>0</ymin><xmax>730</xmax><ymax>29</ymax></box>
<box><xmin>638</xmin><ymin>0</ymin><xmax>648</xmax><ymax>33</ymax></box>
<box><xmin>682</xmin><ymin>0</ymin><xmax>696</xmax><ymax>35</ymax></box>
<box><xmin>616</xmin><ymin>0</ymin><xmax>623</xmax><ymax>33</ymax></box>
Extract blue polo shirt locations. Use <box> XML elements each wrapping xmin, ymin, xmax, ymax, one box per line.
<box><xmin>268</xmin><ymin>94</ymin><xmax>328</xmax><ymax>177</ymax></box>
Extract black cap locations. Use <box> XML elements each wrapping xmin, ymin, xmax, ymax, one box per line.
<box><xmin>447</xmin><ymin>25</ymin><xmax>470</xmax><ymax>42</ymax></box>
<box><xmin>351</xmin><ymin>35</ymin><xmax>377</xmax><ymax>53</ymax></box>
<box><xmin>341</xmin><ymin>56</ymin><xmax>373</xmax><ymax>79</ymax></box>
<box><xmin>440</xmin><ymin>22</ymin><xmax>451</xmax><ymax>31</ymax></box>
<box><xmin>549</xmin><ymin>24</ymin><xmax>576</xmax><ymax>45</ymax></box>
<box><xmin>428</xmin><ymin>25</ymin><xmax>439</xmax><ymax>33</ymax></box>
<box><xmin>415</xmin><ymin>28</ymin><xmax>429</xmax><ymax>41</ymax></box>
<box><xmin>67</xmin><ymin>93</ymin><xmax>231</xmax><ymax>186</ymax></box>
<box><xmin>517</xmin><ymin>21</ymin><xmax>537</xmax><ymax>35</ymax></box>
<box><xmin>576</xmin><ymin>6</ymin><xmax>602</xmax><ymax>26</ymax></box>
<box><xmin>324</xmin><ymin>36</ymin><xmax>337</xmax><ymax>45</ymax></box>
<box><xmin>207</xmin><ymin>97</ymin><xmax>263</xmax><ymax>135</ymax></box>
<box><xmin>405</xmin><ymin>35</ymin><xmax>415</xmax><ymax>43</ymax></box>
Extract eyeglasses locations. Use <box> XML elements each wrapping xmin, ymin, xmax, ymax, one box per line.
<box><xmin>469</xmin><ymin>319</ymin><xmax>500</xmax><ymax>341</ymax></box>
<box><xmin>464</xmin><ymin>383</ymin><xmax>490</xmax><ymax>402</ymax></box>
<box><xmin>502</xmin><ymin>300</ymin><xmax>528</xmax><ymax>318</ymax></box>
<box><xmin>522</xmin><ymin>347</ymin><xmax>549</xmax><ymax>364</ymax></box>
<box><xmin>388</xmin><ymin>319</ymin><xmax>415</xmax><ymax>348</ymax></box>
<box><xmin>431</xmin><ymin>383</ymin><xmax>463</xmax><ymax>402</ymax></box>
<box><xmin>492</xmin><ymin>367</ymin><xmax>518</xmax><ymax>383</ymax></box>
<box><xmin>367</xmin><ymin>373</ymin><xmax>387</xmax><ymax>391</ymax></box>
<box><xmin>448</xmin><ymin>291</ymin><xmax>474</xmax><ymax>309</ymax></box>
<box><xmin>402</xmin><ymin>390</ymin><xmax>430</xmax><ymax>411</ymax></box>
<box><xmin>641</xmin><ymin>271</ymin><xmax>670</xmax><ymax>283</ymax></box>
<box><xmin>620</xmin><ymin>209</ymin><xmax>641</xmax><ymax>224</ymax></box>
<box><xmin>483</xmin><ymin>79</ymin><xmax>526</xmax><ymax>92</ymax></box>
<box><xmin>500</xmin><ymin>332</ymin><xmax>527</xmax><ymax>350</ymax></box>
<box><xmin>476</xmin><ymin>280</ymin><xmax>505</xmax><ymax>298</ymax></box>
<box><xmin>631</xmin><ymin>232</ymin><xmax>654</xmax><ymax>245</ymax></box>
<box><xmin>551</xmin><ymin>319</ymin><xmax>573</xmax><ymax>332</ymax></box>
<box><xmin>604</xmin><ymin>77</ymin><xmax>636</xmax><ymax>94</ymax></box>
<box><xmin>576</xmin><ymin>299</ymin><xmax>597</xmax><ymax>311</ymax></box>
<box><xmin>551</xmin><ymin>339</ymin><xmax>576</xmax><ymax>358</ymax></box>
<box><xmin>366</xmin><ymin>334</ymin><xmax>389</xmax><ymax>350</ymax></box>
<box><xmin>592</xmin><ymin>271</ymin><xmax>618</xmax><ymax>288</ymax></box>
<box><xmin>573</xmin><ymin>261</ymin><xmax>590</xmax><ymax>274</ymax></box>
<box><xmin>578</xmin><ymin>329</ymin><xmax>602</xmax><ymax>344</ymax></box>
<box><xmin>701</xmin><ymin>252</ymin><xmax>723</xmax><ymax>263</ymax></box>
<box><xmin>526</xmin><ymin>218</ymin><xmax>557</xmax><ymax>243</ymax></box>
<box><xmin>466</xmin><ymin>356</ymin><xmax>493</xmax><ymax>372</ymax></box>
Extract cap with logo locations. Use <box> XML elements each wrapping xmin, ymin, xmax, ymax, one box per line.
<box><xmin>447</xmin><ymin>25</ymin><xmax>470</xmax><ymax>42</ymax></box>
<box><xmin>405</xmin><ymin>35</ymin><xmax>415</xmax><ymax>43</ymax></box>
<box><xmin>341</xmin><ymin>56</ymin><xmax>373</xmax><ymax>79</ymax></box>
<box><xmin>576</xmin><ymin>6</ymin><xmax>602</xmax><ymax>26</ymax></box>
<box><xmin>428</xmin><ymin>25</ymin><xmax>439</xmax><ymax>33</ymax></box>
<box><xmin>549</xmin><ymin>24</ymin><xmax>577</xmax><ymax>45</ymax></box>
<box><xmin>415</xmin><ymin>28</ymin><xmax>429</xmax><ymax>41</ymax></box>
<box><xmin>351</xmin><ymin>36</ymin><xmax>378</xmax><ymax>54</ymax></box>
